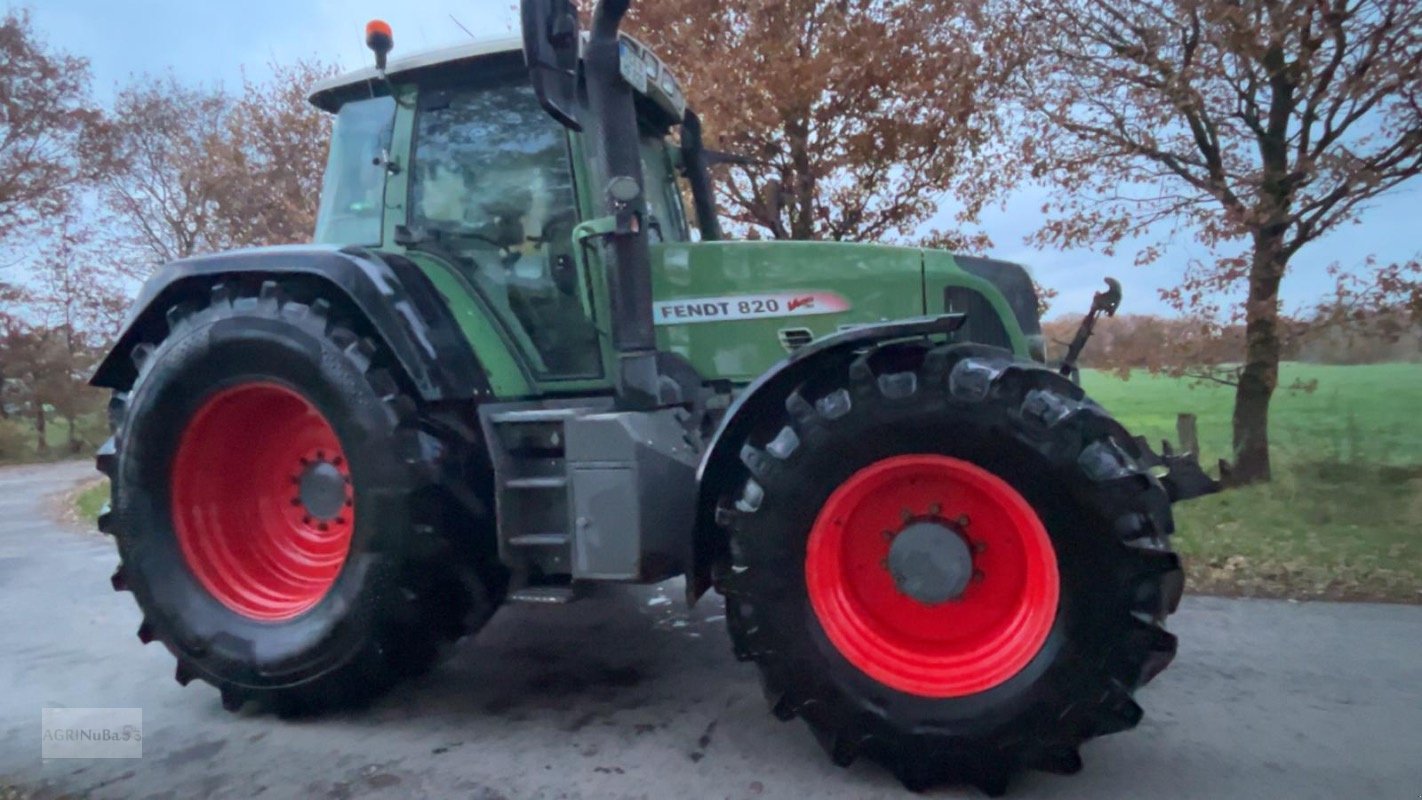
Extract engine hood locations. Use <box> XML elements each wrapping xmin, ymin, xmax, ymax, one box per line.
<box><xmin>649</xmin><ymin>240</ymin><xmax>1033</xmax><ymax>383</ymax></box>
<box><xmin>650</xmin><ymin>240</ymin><xmax>929</xmax><ymax>382</ymax></box>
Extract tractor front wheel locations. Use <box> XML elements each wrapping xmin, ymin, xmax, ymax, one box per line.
<box><xmin>719</xmin><ymin>343</ymin><xmax>1182</xmax><ymax>794</ymax></box>
<box><xmin>98</xmin><ymin>280</ymin><xmax>500</xmax><ymax>714</ymax></box>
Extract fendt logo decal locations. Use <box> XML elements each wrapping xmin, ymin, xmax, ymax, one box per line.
<box><xmin>653</xmin><ymin>291</ymin><xmax>851</xmax><ymax>325</ymax></box>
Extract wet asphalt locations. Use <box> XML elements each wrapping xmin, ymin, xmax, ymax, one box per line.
<box><xmin>1</xmin><ymin>460</ymin><xmax>1420</xmax><ymax>799</ymax></box>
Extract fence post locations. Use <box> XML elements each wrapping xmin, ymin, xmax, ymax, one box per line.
<box><xmin>1176</xmin><ymin>413</ymin><xmax>1200</xmax><ymax>455</ymax></box>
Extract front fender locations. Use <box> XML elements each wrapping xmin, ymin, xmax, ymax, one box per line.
<box><xmin>686</xmin><ymin>313</ymin><xmax>965</xmax><ymax>604</ymax></box>
<box><xmin>90</xmin><ymin>245</ymin><xmax>490</xmax><ymax>401</ymax></box>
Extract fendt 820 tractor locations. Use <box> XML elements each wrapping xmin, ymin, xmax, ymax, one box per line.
<box><xmin>91</xmin><ymin>0</ymin><xmax>1218</xmax><ymax>793</ymax></box>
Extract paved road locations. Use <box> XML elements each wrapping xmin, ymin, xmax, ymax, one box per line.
<box><xmin>2</xmin><ymin>460</ymin><xmax>1420</xmax><ymax>800</ymax></box>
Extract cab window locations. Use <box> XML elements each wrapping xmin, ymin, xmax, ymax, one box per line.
<box><xmin>409</xmin><ymin>83</ymin><xmax>599</xmax><ymax>379</ymax></box>
<box><xmin>314</xmin><ymin>96</ymin><xmax>396</xmax><ymax>246</ymax></box>
<box><xmin>640</xmin><ymin>136</ymin><xmax>687</xmax><ymax>242</ymax></box>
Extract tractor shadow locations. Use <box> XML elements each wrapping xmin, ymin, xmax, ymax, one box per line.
<box><xmin>322</xmin><ymin>581</ymin><xmax>1069</xmax><ymax>797</ymax></box>
<box><xmin>421</xmin><ymin>580</ymin><xmax>727</xmax><ymax>721</ymax></box>
<box><xmin>357</xmin><ymin>580</ymin><xmax>800</xmax><ymax>762</ymax></box>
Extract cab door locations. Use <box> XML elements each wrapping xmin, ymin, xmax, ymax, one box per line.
<box><xmin>398</xmin><ymin>75</ymin><xmax>608</xmax><ymax>391</ymax></box>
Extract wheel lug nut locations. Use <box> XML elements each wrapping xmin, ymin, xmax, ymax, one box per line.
<box><xmin>928</xmin><ymin>503</ymin><xmax>941</xmax><ymax>516</ymax></box>
<box><xmin>971</xmin><ymin>569</ymin><xmax>985</xmax><ymax>582</ymax></box>
<box><xmin>956</xmin><ymin>514</ymin><xmax>971</xmax><ymax>528</ymax></box>
<box><xmin>900</xmin><ymin>508</ymin><xmax>913</xmax><ymax>523</ymax></box>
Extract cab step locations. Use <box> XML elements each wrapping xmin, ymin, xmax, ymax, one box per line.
<box><xmin>508</xmin><ymin>585</ymin><xmax>580</xmax><ymax>605</ymax></box>
<box><xmin>508</xmin><ymin>532</ymin><xmax>571</xmax><ymax>547</ymax></box>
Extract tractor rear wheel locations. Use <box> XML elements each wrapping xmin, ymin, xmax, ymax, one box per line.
<box><xmin>719</xmin><ymin>343</ymin><xmax>1182</xmax><ymax>794</ymax></box>
<box><xmin>98</xmin><ymin>280</ymin><xmax>501</xmax><ymax>714</ymax></box>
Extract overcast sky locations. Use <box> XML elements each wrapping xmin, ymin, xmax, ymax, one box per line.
<box><xmin>25</xmin><ymin>0</ymin><xmax>1421</xmax><ymax>317</ymax></box>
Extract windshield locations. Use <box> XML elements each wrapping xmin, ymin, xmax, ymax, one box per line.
<box><xmin>314</xmin><ymin>96</ymin><xmax>396</xmax><ymax>246</ymax></box>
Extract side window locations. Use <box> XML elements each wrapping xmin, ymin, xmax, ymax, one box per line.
<box><xmin>410</xmin><ymin>84</ymin><xmax>598</xmax><ymax>378</ymax></box>
<box><xmin>639</xmin><ymin>137</ymin><xmax>687</xmax><ymax>242</ymax></box>
<box><xmin>314</xmin><ymin>96</ymin><xmax>396</xmax><ymax>246</ymax></box>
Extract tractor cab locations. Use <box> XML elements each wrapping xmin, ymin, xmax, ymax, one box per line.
<box><xmin>309</xmin><ymin>36</ymin><xmax>698</xmax><ymax>385</ymax></box>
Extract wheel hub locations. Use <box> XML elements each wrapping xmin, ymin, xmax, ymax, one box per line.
<box><xmin>298</xmin><ymin>459</ymin><xmax>348</xmax><ymax>521</ymax></box>
<box><xmin>887</xmin><ymin>520</ymin><xmax>974</xmax><ymax>604</ymax></box>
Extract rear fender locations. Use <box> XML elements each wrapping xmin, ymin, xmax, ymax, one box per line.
<box><xmin>91</xmin><ymin>245</ymin><xmax>491</xmax><ymax>401</ymax></box>
<box><xmin>686</xmin><ymin>314</ymin><xmax>965</xmax><ymax>604</ymax></box>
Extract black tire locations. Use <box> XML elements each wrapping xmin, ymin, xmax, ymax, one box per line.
<box><xmin>718</xmin><ymin>342</ymin><xmax>1183</xmax><ymax>795</ymax></box>
<box><xmin>97</xmin><ymin>279</ymin><xmax>502</xmax><ymax>714</ymax></box>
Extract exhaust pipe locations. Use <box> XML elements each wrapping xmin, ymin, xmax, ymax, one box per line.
<box><xmin>584</xmin><ymin>0</ymin><xmax>662</xmax><ymax>409</ymax></box>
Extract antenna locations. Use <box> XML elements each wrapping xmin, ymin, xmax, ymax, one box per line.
<box><xmin>449</xmin><ymin>14</ymin><xmax>476</xmax><ymax>39</ymax></box>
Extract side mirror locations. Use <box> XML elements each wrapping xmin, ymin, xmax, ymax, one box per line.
<box><xmin>521</xmin><ymin>0</ymin><xmax>582</xmax><ymax>130</ymax></box>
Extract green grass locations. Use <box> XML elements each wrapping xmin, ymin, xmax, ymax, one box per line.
<box><xmin>75</xmin><ymin>480</ymin><xmax>109</xmax><ymax>523</ymax></box>
<box><xmin>1084</xmin><ymin>363</ymin><xmax>1422</xmax><ymax>602</ymax></box>
<box><xmin>0</xmin><ymin>412</ymin><xmax>106</xmax><ymax>466</ymax></box>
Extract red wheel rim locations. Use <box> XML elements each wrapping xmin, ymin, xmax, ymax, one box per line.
<box><xmin>170</xmin><ymin>383</ymin><xmax>355</xmax><ymax>622</ymax></box>
<box><xmin>805</xmin><ymin>454</ymin><xmax>1059</xmax><ymax>698</ymax></box>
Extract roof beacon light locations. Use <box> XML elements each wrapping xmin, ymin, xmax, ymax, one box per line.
<box><xmin>365</xmin><ymin>20</ymin><xmax>394</xmax><ymax>71</ymax></box>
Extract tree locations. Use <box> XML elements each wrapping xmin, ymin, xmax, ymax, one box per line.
<box><xmin>620</xmin><ymin>0</ymin><xmax>1013</xmax><ymax>242</ymax></box>
<box><xmin>101</xmin><ymin>62</ymin><xmax>337</xmax><ymax>268</ymax></box>
<box><xmin>27</xmin><ymin>213</ymin><xmax>127</xmax><ymax>450</ymax></box>
<box><xmin>0</xmin><ymin>313</ymin><xmax>54</xmax><ymax>453</ymax></box>
<box><xmin>0</xmin><ymin>278</ymin><xmax>29</xmax><ymax>420</ymax></box>
<box><xmin>1011</xmin><ymin>0</ymin><xmax>1422</xmax><ymax>483</ymax></box>
<box><xmin>101</xmin><ymin>75</ymin><xmax>236</xmax><ymax>267</ymax></box>
<box><xmin>216</xmin><ymin>59</ymin><xmax>338</xmax><ymax>247</ymax></box>
<box><xmin>0</xmin><ymin>10</ymin><xmax>101</xmax><ymax>245</ymax></box>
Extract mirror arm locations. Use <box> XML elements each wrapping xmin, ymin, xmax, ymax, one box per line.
<box><xmin>589</xmin><ymin>0</ymin><xmax>633</xmax><ymax>39</ymax></box>
<box><xmin>679</xmin><ymin>110</ymin><xmax>723</xmax><ymax>241</ymax></box>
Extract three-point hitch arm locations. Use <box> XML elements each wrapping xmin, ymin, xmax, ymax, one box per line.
<box><xmin>1058</xmin><ymin>278</ymin><xmax>1122</xmax><ymax>379</ymax></box>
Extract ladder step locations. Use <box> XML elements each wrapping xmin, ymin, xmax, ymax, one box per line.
<box><xmin>508</xmin><ymin>586</ymin><xmax>579</xmax><ymax>605</ymax></box>
<box><xmin>508</xmin><ymin>533</ymin><xmax>570</xmax><ymax>547</ymax></box>
<box><xmin>491</xmin><ymin>408</ymin><xmax>582</xmax><ymax>424</ymax></box>
<box><xmin>506</xmin><ymin>476</ymin><xmax>567</xmax><ymax>490</ymax></box>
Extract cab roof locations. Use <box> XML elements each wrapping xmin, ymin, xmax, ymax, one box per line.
<box><xmin>308</xmin><ymin>37</ymin><xmax>523</xmax><ymax>112</ymax></box>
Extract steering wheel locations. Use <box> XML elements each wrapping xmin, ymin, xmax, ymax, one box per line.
<box><xmin>426</xmin><ymin>225</ymin><xmax>520</xmax><ymax>267</ymax></box>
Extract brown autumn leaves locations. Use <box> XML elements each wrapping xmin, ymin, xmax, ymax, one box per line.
<box><xmin>0</xmin><ymin>10</ymin><xmax>334</xmax><ymax>457</ymax></box>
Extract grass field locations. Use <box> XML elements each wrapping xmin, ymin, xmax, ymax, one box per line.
<box><xmin>0</xmin><ymin>412</ymin><xmax>106</xmax><ymax>466</ymax></box>
<box><xmin>1085</xmin><ymin>363</ymin><xmax>1422</xmax><ymax>602</ymax></box>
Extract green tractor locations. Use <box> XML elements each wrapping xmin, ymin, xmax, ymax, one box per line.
<box><xmin>92</xmin><ymin>0</ymin><xmax>1217</xmax><ymax>793</ymax></box>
